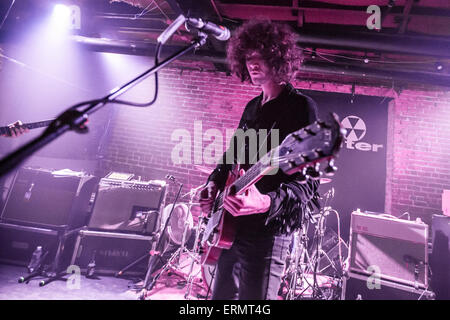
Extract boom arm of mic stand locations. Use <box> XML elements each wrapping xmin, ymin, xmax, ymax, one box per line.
<box><xmin>0</xmin><ymin>36</ymin><xmax>208</xmax><ymax>178</ymax></box>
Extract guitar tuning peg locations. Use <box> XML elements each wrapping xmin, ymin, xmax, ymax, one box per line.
<box><xmin>304</xmin><ymin>163</ymin><xmax>321</xmax><ymax>180</ymax></box>
<box><xmin>304</xmin><ymin>128</ymin><xmax>317</xmax><ymax>136</ymax></box>
<box><xmin>292</xmin><ymin>132</ymin><xmax>303</xmax><ymax>141</ymax></box>
<box><xmin>297</xmin><ymin>169</ymin><xmax>308</xmax><ymax>184</ymax></box>
<box><xmin>317</xmin><ymin>120</ymin><xmax>330</xmax><ymax>129</ymax></box>
<box><xmin>324</xmin><ymin>159</ymin><xmax>337</xmax><ymax>176</ymax></box>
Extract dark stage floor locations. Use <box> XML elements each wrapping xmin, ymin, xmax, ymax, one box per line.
<box><xmin>0</xmin><ymin>263</ymin><xmax>211</xmax><ymax>300</ymax></box>
<box><xmin>0</xmin><ymin>263</ymin><xmax>142</xmax><ymax>300</ymax></box>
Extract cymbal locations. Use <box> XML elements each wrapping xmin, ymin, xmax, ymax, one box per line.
<box><xmin>194</xmin><ymin>165</ymin><xmax>213</xmax><ymax>174</ymax></box>
<box><xmin>320</xmin><ymin>178</ymin><xmax>332</xmax><ymax>184</ymax></box>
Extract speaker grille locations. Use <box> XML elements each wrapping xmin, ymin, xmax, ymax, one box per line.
<box><xmin>349</xmin><ymin>211</ymin><xmax>428</xmax><ymax>288</ymax></box>
<box><xmin>88</xmin><ymin>180</ymin><xmax>166</xmax><ymax>234</ymax></box>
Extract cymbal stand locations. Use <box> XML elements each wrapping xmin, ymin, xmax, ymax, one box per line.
<box><xmin>308</xmin><ymin>188</ymin><xmax>340</xmax><ymax>277</ymax></box>
<box><xmin>284</xmin><ymin>213</ymin><xmax>315</xmax><ymax>300</ymax></box>
<box><xmin>183</xmin><ymin>186</ymin><xmax>208</xmax><ymax>299</ymax></box>
<box><xmin>137</xmin><ymin>180</ymin><xmax>183</xmax><ymax>299</ymax></box>
<box><xmin>308</xmin><ymin>207</ymin><xmax>339</xmax><ymax>275</ymax></box>
<box><xmin>146</xmin><ymin>185</ymin><xmax>205</xmax><ymax>299</ymax></box>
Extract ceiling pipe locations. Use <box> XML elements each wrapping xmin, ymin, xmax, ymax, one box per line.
<box><xmin>296</xmin><ymin>30</ymin><xmax>450</xmax><ymax>58</ymax></box>
<box><xmin>301</xmin><ymin>60</ymin><xmax>450</xmax><ymax>87</ymax></box>
<box><xmin>69</xmin><ymin>36</ymin><xmax>449</xmax><ymax>87</ymax></box>
<box><xmin>70</xmin><ymin>35</ymin><xmax>227</xmax><ymax>64</ymax></box>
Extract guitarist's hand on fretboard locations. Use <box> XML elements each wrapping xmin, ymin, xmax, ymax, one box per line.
<box><xmin>223</xmin><ymin>169</ymin><xmax>271</xmax><ymax>216</ymax></box>
<box><xmin>0</xmin><ymin>120</ymin><xmax>29</xmax><ymax>138</ymax></box>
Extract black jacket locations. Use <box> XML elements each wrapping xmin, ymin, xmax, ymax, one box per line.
<box><xmin>208</xmin><ymin>83</ymin><xmax>321</xmax><ymax>237</ymax></box>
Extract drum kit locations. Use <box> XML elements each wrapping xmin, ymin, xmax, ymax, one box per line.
<box><xmin>281</xmin><ymin>186</ymin><xmax>347</xmax><ymax>300</ymax></box>
<box><xmin>150</xmin><ymin>165</ymin><xmax>345</xmax><ymax>300</ymax></box>
<box><xmin>151</xmin><ymin>174</ymin><xmax>214</xmax><ymax>300</ymax></box>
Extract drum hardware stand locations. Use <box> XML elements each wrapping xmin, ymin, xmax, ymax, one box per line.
<box><xmin>309</xmin><ymin>208</ymin><xmax>333</xmax><ymax>299</ymax></box>
<box><xmin>137</xmin><ymin>178</ymin><xmax>184</xmax><ymax>300</ymax></box>
<box><xmin>309</xmin><ymin>188</ymin><xmax>343</xmax><ymax>280</ymax></box>
<box><xmin>309</xmin><ymin>209</ymin><xmax>342</xmax><ymax>276</ymax></box>
<box><xmin>145</xmin><ymin>184</ymin><xmax>207</xmax><ymax>300</ymax></box>
<box><xmin>284</xmin><ymin>188</ymin><xmax>342</xmax><ymax>300</ymax></box>
<box><xmin>182</xmin><ymin>185</ymin><xmax>209</xmax><ymax>299</ymax></box>
<box><xmin>284</xmin><ymin>212</ymin><xmax>316</xmax><ymax>300</ymax></box>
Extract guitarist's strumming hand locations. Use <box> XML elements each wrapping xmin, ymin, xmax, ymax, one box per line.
<box><xmin>223</xmin><ymin>169</ymin><xmax>271</xmax><ymax>216</ymax></box>
<box><xmin>1</xmin><ymin>120</ymin><xmax>29</xmax><ymax>137</ymax></box>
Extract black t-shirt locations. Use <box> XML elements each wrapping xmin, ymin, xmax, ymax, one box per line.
<box><xmin>209</xmin><ymin>83</ymin><xmax>319</xmax><ymax>236</ymax></box>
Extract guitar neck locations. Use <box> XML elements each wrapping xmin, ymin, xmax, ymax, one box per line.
<box><xmin>231</xmin><ymin>149</ymin><xmax>279</xmax><ymax>195</ymax></box>
<box><xmin>0</xmin><ymin>119</ymin><xmax>54</xmax><ymax>135</ymax></box>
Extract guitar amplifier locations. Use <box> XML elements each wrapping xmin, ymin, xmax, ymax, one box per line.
<box><xmin>88</xmin><ymin>177</ymin><xmax>166</xmax><ymax>234</ymax></box>
<box><xmin>0</xmin><ymin>167</ymin><xmax>98</xmax><ymax>230</ymax></box>
<box><xmin>70</xmin><ymin>229</ymin><xmax>155</xmax><ymax>276</ymax></box>
<box><xmin>347</xmin><ymin>210</ymin><xmax>429</xmax><ymax>289</ymax></box>
<box><xmin>0</xmin><ymin>222</ymin><xmax>77</xmax><ymax>267</ymax></box>
<box><xmin>342</xmin><ymin>271</ymin><xmax>435</xmax><ymax>300</ymax></box>
<box><xmin>430</xmin><ymin>214</ymin><xmax>450</xmax><ymax>299</ymax></box>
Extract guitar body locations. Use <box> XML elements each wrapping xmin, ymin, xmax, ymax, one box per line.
<box><xmin>199</xmin><ymin>113</ymin><xmax>345</xmax><ymax>267</ymax></box>
<box><xmin>200</xmin><ymin>165</ymin><xmax>239</xmax><ymax>265</ymax></box>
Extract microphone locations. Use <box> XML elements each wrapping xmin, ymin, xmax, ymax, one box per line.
<box><xmin>185</xmin><ymin>17</ymin><xmax>231</xmax><ymax>41</ymax></box>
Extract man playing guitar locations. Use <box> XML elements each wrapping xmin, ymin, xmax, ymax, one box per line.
<box><xmin>199</xmin><ymin>20</ymin><xmax>321</xmax><ymax>300</ymax></box>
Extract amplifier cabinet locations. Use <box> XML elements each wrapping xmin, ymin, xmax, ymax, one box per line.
<box><xmin>430</xmin><ymin>214</ymin><xmax>450</xmax><ymax>299</ymax></box>
<box><xmin>342</xmin><ymin>271</ymin><xmax>435</xmax><ymax>300</ymax></box>
<box><xmin>1</xmin><ymin>167</ymin><xmax>98</xmax><ymax>230</ymax></box>
<box><xmin>0</xmin><ymin>222</ymin><xmax>77</xmax><ymax>268</ymax></box>
<box><xmin>88</xmin><ymin>178</ymin><xmax>166</xmax><ymax>234</ymax></box>
<box><xmin>70</xmin><ymin>229</ymin><xmax>155</xmax><ymax>276</ymax></box>
<box><xmin>348</xmin><ymin>210</ymin><xmax>429</xmax><ymax>289</ymax></box>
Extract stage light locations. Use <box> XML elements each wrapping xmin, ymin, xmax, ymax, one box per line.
<box><xmin>52</xmin><ymin>4</ymin><xmax>71</xmax><ymax>28</ymax></box>
<box><xmin>51</xmin><ymin>4</ymin><xmax>81</xmax><ymax>30</ymax></box>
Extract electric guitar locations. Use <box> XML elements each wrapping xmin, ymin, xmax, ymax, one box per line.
<box><xmin>200</xmin><ymin>113</ymin><xmax>345</xmax><ymax>266</ymax></box>
<box><xmin>0</xmin><ymin>119</ymin><xmax>54</xmax><ymax>136</ymax></box>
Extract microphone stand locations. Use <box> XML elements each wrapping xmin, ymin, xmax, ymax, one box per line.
<box><xmin>0</xmin><ymin>34</ymin><xmax>208</xmax><ymax>178</ymax></box>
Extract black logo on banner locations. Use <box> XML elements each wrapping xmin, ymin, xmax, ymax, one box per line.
<box><xmin>341</xmin><ymin>115</ymin><xmax>383</xmax><ymax>152</ymax></box>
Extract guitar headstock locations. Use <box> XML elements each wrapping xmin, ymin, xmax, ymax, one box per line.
<box><xmin>276</xmin><ymin>112</ymin><xmax>345</xmax><ymax>180</ymax></box>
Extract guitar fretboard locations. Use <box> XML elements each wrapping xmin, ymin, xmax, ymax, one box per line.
<box><xmin>24</xmin><ymin>120</ymin><xmax>54</xmax><ymax>130</ymax></box>
<box><xmin>0</xmin><ymin>119</ymin><xmax>54</xmax><ymax>135</ymax></box>
<box><xmin>232</xmin><ymin>147</ymin><xmax>280</xmax><ymax>194</ymax></box>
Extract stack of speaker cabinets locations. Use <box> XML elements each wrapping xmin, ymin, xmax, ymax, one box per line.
<box><xmin>342</xmin><ymin>210</ymin><xmax>435</xmax><ymax>300</ymax></box>
<box><xmin>0</xmin><ymin>167</ymin><xmax>98</xmax><ymax>269</ymax></box>
<box><xmin>70</xmin><ymin>174</ymin><xmax>167</xmax><ymax>276</ymax></box>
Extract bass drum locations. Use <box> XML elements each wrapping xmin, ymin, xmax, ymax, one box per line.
<box><xmin>161</xmin><ymin>203</ymin><xmax>193</xmax><ymax>245</ymax></box>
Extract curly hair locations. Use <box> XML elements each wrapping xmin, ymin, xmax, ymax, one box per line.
<box><xmin>226</xmin><ymin>20</ymin><xmax>302</xmax><ymax>83</ymax></box>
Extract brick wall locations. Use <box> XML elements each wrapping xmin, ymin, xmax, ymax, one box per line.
<box><xmin>99</xmin><ymin>63</ymin><xmax>450</xmax><ymax>225</ymax></box>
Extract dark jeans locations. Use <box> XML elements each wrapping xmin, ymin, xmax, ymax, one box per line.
<box><xmin>211</xmin><ymin>234</ymin><xmax>291</xmax><ymax>300</ymax></box>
